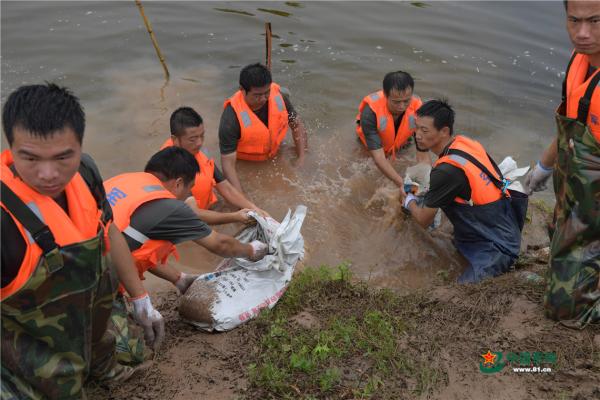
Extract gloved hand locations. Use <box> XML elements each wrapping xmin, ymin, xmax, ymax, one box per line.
<box><xmin>174</xmin><ymin>272</ymin><xmax>199</xmax><ymax>294</ymax></box>
<box><xmin>248</xmin><ymin>240</ymin><xmax>268</xmax><ymax>261</ymax></box>
<box><xmin>131</xmin><ymin>293</ymin><xmax>165</xmax><ymax>350</ymax></box>
<box><xmin>525</xmin><ymin>160</ymin><xmax>553</xmax><ymax>195</ymax></box>
<box><xmin>402</xmin><ymin>193</ymin><xmax>418</xmax><ymax>210</ymax></box>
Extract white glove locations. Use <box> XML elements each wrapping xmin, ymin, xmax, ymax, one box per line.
<box><xmin>131</xmin><ymin>293</ymin><xmax>165</xmax><ymax>350</ymax></box>
<box><xmin>403</xmin><ymin>193</ymin><xmax>418</xmax><ymax>210</ymax></box>
<box><xmin>248</xmin><ymin>240</ymin><xmax>268</xmax><ymax>261</ymax></box>
<box><xmin>525</xmin><ymin>160</ymin><xmax>553</xmax><ymax>195</ymax></box>
<box><xmin>174</xmin><ymin>272</ymin><xmax>199</xmax><ymax>294</ymax></box>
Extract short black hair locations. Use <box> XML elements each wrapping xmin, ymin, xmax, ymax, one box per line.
<box><xmin>416</xmin><ymin>99</ymin><xmax>455</xmax><ymax>136</ymax></box>
<box><xmin>2</xmin><ymin>83</ymin><xmax>85</xmax><ymax>145</ymax></box>
<box><xmin>382</xmin><ymin>71</ymin><xmax>415</xmax><ymax>97</ymax></box>
<box><xmin>144</xmin><ymin>147</ymin><xmax>200</xmax><ymax>185</ymax></box>
<box><xmin>239</xmin><ymin>63</ymin><xmax>272</xmax><ymax>92</ymax></box>
<box><xmin>170</xmin><ymin>107</ymin><xmax>203</xmax><ymax>137</ymax></box>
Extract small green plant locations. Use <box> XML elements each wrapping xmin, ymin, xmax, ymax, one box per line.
<box><xmin>319</xmin><ymin>367</ymin><xmax>341</xmax><ymax>391</ymax></box>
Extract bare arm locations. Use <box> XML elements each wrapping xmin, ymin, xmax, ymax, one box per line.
<box><xmin>148</xmin><ymin>263</ymin><xmax>180</xmax><ymax>284</ymax></box>
<box><xmin>193</xmin><ymin>230</ymin><xmax>254</xmax><ymax>259</ymax></box>
<box><xmin>108</xmin><ymin>223</ymin><xmax>146</xmax><ymax>297</ymax></box>
<box><xmin>540</xmin><ymin>137</ymin><xmax>558</xmax><ymax>168</ymax></box>
<box><xmin>221</xmin><ymin>152</ymin><xmax>243</xmax><ymax>193</ymax></box>
<box><xmin>290</xmin><ymin>116</ymin><xmax>308</xmax><ymax>163</ymax></box>
<box><xmin>406</xmin><ymin>201</ymin><xmax>438</xmax><ymax>229</ymax></box>
<box><xmin>370</xmin><ymin>148</ymin><xmax>404</xmax><ymax>189</ymax></box>
<box><xmin>216</xmin><ymin>180</ymin><xmax>256</xmax><ymax>210</ymax></box>
<box><xmin>184</xmin><ymin>196</ymin><xmax>250</xmax><ymax>225</ymax></box>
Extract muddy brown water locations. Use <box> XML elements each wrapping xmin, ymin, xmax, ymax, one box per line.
<box><xmin>1</xmin><ymin>1</ymin><xmax>565</xmax><ymax>291</ymax></box>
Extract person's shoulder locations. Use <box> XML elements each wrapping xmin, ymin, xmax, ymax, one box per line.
<box><xmin>78</xmin><ymin>153</ymin><xmax>104</xmax><ymax>189</ymax></box>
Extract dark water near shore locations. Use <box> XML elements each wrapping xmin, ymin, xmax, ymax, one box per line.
<box><xmin>1</xmin><ymin>1</ymin><xmax>567</xmax><ymax>289</ymax></box>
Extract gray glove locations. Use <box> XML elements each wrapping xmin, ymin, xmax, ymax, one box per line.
<box><xmin>174</xmin><ymin>272</ymin><xmax>199</xmax><ymax>294</ymax></box>
<box><xmin>248</xmin><ymin>240</ymin><xmax>268</xmax><ymax>261</ymax></box>
<box><xmin>131</xmin><ymin>293</ymin><xmax>165</xmax><ymax>350</ymax></box>
<box><xmin>524</xmin><ymin>161</ymin><xmax>553</xmax><ymax>195</ymax></box>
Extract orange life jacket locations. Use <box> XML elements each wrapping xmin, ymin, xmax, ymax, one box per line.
<box><xmin>565</xmin><ymin>53</ymin><xmax>600</xmax><ymax>142</ymax></box>
<box><xmin>356</xmin><ymin>90</ymin><xmax>422</xmax><ymax>155</ymax></box>
<box><xmin>0</xmin><ymin>150</ymin><xmax>105</xmax><ymax>300</ymax></box>
<box><xmin>433</xmin><ymin>135</ymin><xmax>504</xmax><ymax>206</ymax></box>
<box><xmin>160</xmin><ymin>138</ymin><xmax>217</xmax><ymax>209</ymax></box>
<box><xmin>103</xmin><ymin>172</ymin><xmax>179</xmax><ymax>283</ymax></box>
<box><xmin>224</xmin><ymin>82</ymin><xmax>289</xmax><ymax>161</ymax></box>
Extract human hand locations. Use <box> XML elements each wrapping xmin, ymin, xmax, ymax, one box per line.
<box><xmin>292</xmin><ymin>154</ymin><xmax>305</xmax><ymax>168</ymax></box>
<box><xmin>252</xmin><ymin>207</ymin><xmax>271</xmax><ymax>219</ymax></box>
<box><xmin>402</xmin><ymin>193</ymin><xmax>418</xmax><ymax>211</ymax></box>
<box><xmin>248</xmin><ymin>240</ymin><xmax>268</xmax><ymax>261</ymax></box>
<box><xmin>234</xmin><ymin>209</ymin><xmax>253</xmax><ymax>224</ymax></box>
<box><xmin>174</xmin><ymin>272</ymin><xmax>199</xmax><ymax>294</ymax></box>
<box><xmin>131</xmin><ymin>293</ymin><xmax>165</xmax><ymax>350</ymax></box>
<box><xmin>524</xmin><ymin>160</ymin><xmax>553</xmax><ymax>195</ymax></box>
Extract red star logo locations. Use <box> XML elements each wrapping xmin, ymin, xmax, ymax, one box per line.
<box><xmin>481</xmin><ymin>351</ymin><xmax>497</xmax><ymax>365</ymax></box>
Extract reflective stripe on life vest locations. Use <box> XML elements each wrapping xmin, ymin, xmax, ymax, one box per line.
<box><xmin>0</xmin><ymin>149</ymin><xmax>103</xmax><ymax>301</ymax></box>
<box><xmin>355</xmin><ymin>90</ymin><xmax>422</xmax><ymax>155</ymax></box>
<box><xmin>224</xmin><ymin>82</ymin><xmax>289</xmax><ymax>161</ymax></box>
<box><xmin>103</xmin><ymin>172</ymin><xmax>179</xmax><ymax>280</ymax></box>
<box><xmin>433</xmin><ymin>135</ymin><xmax>504</xmax><ymax>206</ymax></box>
<box><xmin>161</xmin><ymin>138</ymin><xmax>217</xmax><ymax>209</ymax></box>
<box><xmin>565</xmin><ymin>52</ymin><xmax>600</xmax><ymax>142</ymax></box>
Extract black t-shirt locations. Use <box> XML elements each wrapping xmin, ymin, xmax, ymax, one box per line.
<box><xmin>219</xmin><ymin>92</ymin><xmax>297</xmax><ymax>155</ymax></box>
<box><xmin>1</xmin><ymin>154</ymin><xmax>113</xmax><ymax>288</ymax></box>
<box><xmin>125</xmin><ymin>198</ymin><xmax>212</xmax><ymax>251</ymax></box>
<box><xmin>213</xmin><ymin>164</ymin><xmax>225</xmax><ymax>183</ymax></box>
<box><xmin>423</xmin><ymin>163</ymin><xmax>471</xmax><ymax>208</ymax></box>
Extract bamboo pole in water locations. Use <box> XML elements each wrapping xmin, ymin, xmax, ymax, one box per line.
<box><xmin>265</xmin><ymin>22</ymin><xmax>272</xmax><ymax>70</ymax></box>
<box><xmin>135</xmin><ymin>0</ymin><xmax>170</xmax><ymax>80</ymax></box>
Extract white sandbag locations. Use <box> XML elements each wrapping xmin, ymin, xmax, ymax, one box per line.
<box><xmin>179</xmin><ymin>205</ymin><xmax>307</xmax><ymax>332</ymax></box>
<box><xmin>498</xmin><ymin>156</ymin><xmax>529</xmax><ymax>193</ymax></box>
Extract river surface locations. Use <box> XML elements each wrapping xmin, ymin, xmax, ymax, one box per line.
<box><xmin>1</xmin><ymin>1</ymin><xmax>568</xmax><ymax>290</ymax></box>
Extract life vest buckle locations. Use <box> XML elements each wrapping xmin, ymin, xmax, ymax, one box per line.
<box><xmin>501</xmin><ymin>178</ymin><xmax>511</xmax><ymax>195</ymax></box>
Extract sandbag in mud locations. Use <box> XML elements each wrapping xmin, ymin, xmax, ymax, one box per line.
<box><xmin>179</xmin><ymin>205</ymin><xmax>307</xmax><ymax>332</ymax></box>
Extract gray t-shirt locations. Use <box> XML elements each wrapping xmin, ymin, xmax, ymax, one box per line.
<box><xmin>219</xmin><ymin>92</ymin><xmax>297</xmax><ymax>155</ymax></box>
<box><xmin>126</xmin><ymin>198</ymin><xmax>212</xmax><ymax>251</ymax></box>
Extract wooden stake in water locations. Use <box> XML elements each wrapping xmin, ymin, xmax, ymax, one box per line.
<box><xmin>135</xmin><ymin>0</ymin><xmax>170</xmax><ymax>80</ymax></box>
<box><xmin>265</xmin><ymin>22</ymin><xmax>272</xmax><ymax>70</ymax></box>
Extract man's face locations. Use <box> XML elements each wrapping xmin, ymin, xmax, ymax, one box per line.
<box><xmin>242</xmin><ymin>84</ymin><xmax>270</xmax><ymax>111</ymax></box>
<box><xmin>163</xmin><ymin>177</ymin><xmax>194</xmax><ymax>201</ymax></box>
<box><xmin>386</xmin><ymin>88</ymin><xmax>413</xmax><ymax>117</ymax></box>
<box><xmin>173</xmin><ymin>124</ymin><xmax>205</xmax><ymax>155</ymax></box>
<box><xmin>414</xmin><ymin>115</ymin><xmax>447</xmax><ymax>152</ymax></box>
<box><xmin>10</xmin><ymin>126</ymin><xmax>82</xmax><ymax>198</ymax></box>
<box><xmin>567</xmin><ymin>1</ymin><xmax>600</xmax><ymax>56</ymax></box>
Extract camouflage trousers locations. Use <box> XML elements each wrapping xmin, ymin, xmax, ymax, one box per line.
<box><xmin>108</xmin><ymin>295</ymin><xmax>149</xmax><ymax>366</ymax></box>
<box><xmin>544</xmin><ymin>105</ymin><xmax>600</xmax><ymax>328</ymax></box>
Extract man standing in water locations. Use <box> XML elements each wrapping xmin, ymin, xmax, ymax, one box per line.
<box><xmin>402</xmin><ymin>99</ymin><xmax>526</xmax><ymax>284</ymax></box>
<box><xmin>356</xmin><ymin>71</ymin><xmax>431</xmax><ymax>189</ymax></box>
<box><xmin>525</xmin><ymin>0</ymin><xmax>600</xmax><ymax>326</ymax></box>
<box><xmin>219</xmin><ymin>63</ymin><xmax>308</xmax><ymax>194</ymax></box>
<box><xmin>1</xmin><ymin>84</ymin><xmax>147</xmax><ymax>398</ymax></box>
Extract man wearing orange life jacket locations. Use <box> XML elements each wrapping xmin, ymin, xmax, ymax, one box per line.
<box><xmin>219</xmin><ymin>63</ymin><xmax>308</xmax><ymax>194</ymax></box>
<box><xmin>103</xmin><ymin>147</ymin><xmax>267</xmax><ymax>361</ymax></box>
<box><xmin>0</xmin><ymin>84</ymin><xmax>150</xmax><ymax>399</ymax></box>
<box><xmin>161</xmin><ymin>107</ymin><xmax>268</xmax><ymax>224</ymax></box>
<box><xmin>402</xmin><ymin>100</ymin><xmax>527</xmax><ymax>284</ymax></box>
<box><xmin>526</xmin><ymin>0</ymin><xmax>599</xmax><ymax>326</ymax></box>
<box><xmin>356</xmin><ymin>71</ymin><xmax>432</xmax><ymax>189</ymax></box>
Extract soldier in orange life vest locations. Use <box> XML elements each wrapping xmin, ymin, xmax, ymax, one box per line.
<box><xmin>526</xmin><ymin>0</ymin><xmax>599</xmax><ymax>326</ymax></box>
<box><xmin>219</xmin><ymin>63</ymin><xmax>308</xmax><ymax>194</ymax></box>
<box><xmin>356</xmin><ymin>71</ymin><xmax>432</xmax><ymax>189</ymax></box>
<box><xmin>161</xmin><ymin>107</ymin><xmax>269</xmax><ymax>224</ymax></box>
<box><xmin>402</xmin><ymin>100</ymin><xmax>527</xmax><ymax>284</ymax></box>
<box><xmin>1</xmin><ymin>84</ymin><xmax>148</xmax><ymax>398</ymax></box>
<box><xmin>103</xmin><ymin>147</ymin><xmax>267</xmax><ymax>357</ymax></box>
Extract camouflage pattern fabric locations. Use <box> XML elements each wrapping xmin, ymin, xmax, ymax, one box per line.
<box><xmin>107</xmin><ymin>295</ymin><xmax>148</xmax><ymax>366</ymax></box>
<box><xmin>544</xmin><ymin>103</ymin><xmax>600</xmax><ymax>327</ymax></box>
<box><xmin>1</xmin><ymin>231</ymin><xmax>116</xmax><ymax>399</ymax></box>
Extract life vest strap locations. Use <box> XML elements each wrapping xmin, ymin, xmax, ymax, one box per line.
<box><xmin>577</xmin><ymin>68</ymin><xmax>600</xmax><ymax>124</ymax></box>
<box><xmin>563</xmin><ymin>52</ymin><xmax>578</xmax><ymax>103</ymax></box>
<box><xmin>446</xmin><ymin>148</ymin><xmax>507</xmax><ymax>193</ymax></box>
<box><xmin>1</xmin><ymin>181</ymin><xmax>58</xmax><ymax>256</ymax></box>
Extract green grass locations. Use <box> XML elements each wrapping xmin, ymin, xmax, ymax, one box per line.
<box><xmin>243</xmin><ymin>264</ymin><xmax>442</xmax><ymax>398</ymax></box>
